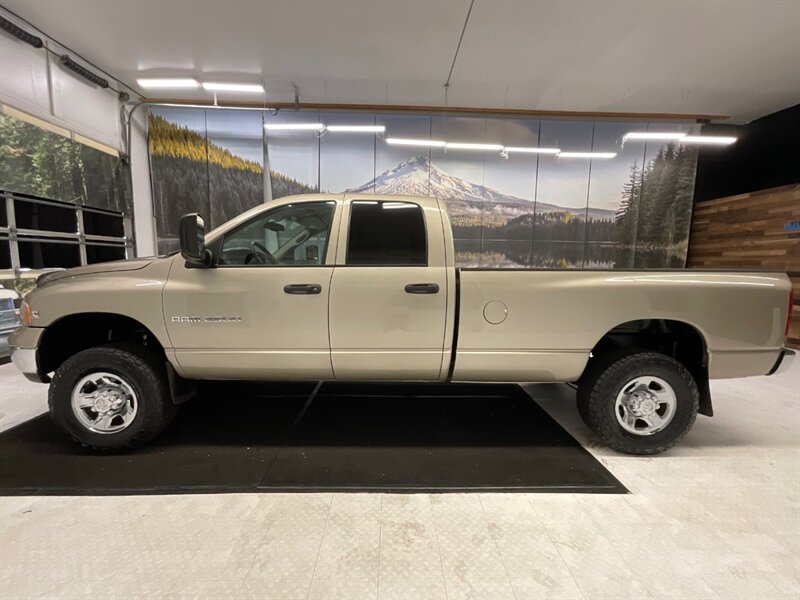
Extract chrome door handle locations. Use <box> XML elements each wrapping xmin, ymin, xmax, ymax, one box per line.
<box><xmin>284</xmin><ymin>283</ymin><xmax>322</xmax><ymax>295</ymax></box>
<box><xmin>404</xmin><ymin>283</ymin><xmax>439</xmax><ymax>294</ymax></box>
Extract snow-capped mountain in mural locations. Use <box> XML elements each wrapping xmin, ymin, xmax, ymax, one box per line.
<box><xmin>347</xmin><ymin>155</ymin><xmax>616</xmax><ymax>221</ymax></box>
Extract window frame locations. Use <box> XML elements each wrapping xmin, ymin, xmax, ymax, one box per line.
<box><xmin>216</xmin><ymin>201</ymin><xmax>337</xmax><ymax>269</ymax></box>
<box><xmin>343</xmin><ymin>200</ymin><xmax>429</xmax><ymax>268</ymax></box>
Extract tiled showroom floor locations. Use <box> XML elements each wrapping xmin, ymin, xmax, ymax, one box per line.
<box><xmin>0</xmin><ymin>360</ymin><xmax>798</xmax><ymax>600</ymax></box>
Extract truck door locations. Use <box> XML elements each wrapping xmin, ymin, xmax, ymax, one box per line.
<box><xmin>328</xmin><ymin>198</ymin><xmax>449</xmax><ymax>380</ymax></box>
<box><xmin>163</xmin><ymin>199</ymin><xmax>340</xmax><ymax>380</ymax></box>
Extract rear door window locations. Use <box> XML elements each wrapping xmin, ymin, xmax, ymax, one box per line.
<box><xmin>346</xmin><ymin>201</ymin><xmax>426</xmax><ymax>266</ymax></box>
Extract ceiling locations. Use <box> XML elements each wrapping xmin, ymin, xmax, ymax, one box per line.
<box><xmin>3</xmin><ymin>0</ymin><xmax>799</xmax><ymax>123</ymax></box>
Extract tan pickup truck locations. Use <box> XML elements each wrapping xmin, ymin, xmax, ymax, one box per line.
<box><xmin>9</xmin><ymin>194</ymin><xmax>795</xmax><ymax>455</ymax></box>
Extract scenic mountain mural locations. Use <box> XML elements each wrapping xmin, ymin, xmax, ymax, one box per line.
<box><xmin>147</xmin><ymin>108</ymin><xmax>698</xmax><ymax>266</ymax></box>
<box><xmin>349</xmin><ymin>155</ymin><xmax>615</xmax><ymax>221</ymax></box>
<box><xmin>346</xmin><ymin>154</ymin><xmax>617</xmax><ymax>266</ymax></box>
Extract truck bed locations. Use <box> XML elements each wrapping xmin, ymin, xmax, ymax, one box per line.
<box><xmin>451</xmin><ymin>268</ymin><xmax>791</xmax><ymax>382</ymax></box>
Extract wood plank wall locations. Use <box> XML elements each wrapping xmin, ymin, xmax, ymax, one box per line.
<box><xmin>688</xmin><ymin>184</ymin><xmax>800</xmax><ymax>350</ymax></box>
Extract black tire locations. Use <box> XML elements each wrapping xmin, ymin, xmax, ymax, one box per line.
<box><xmin>580</xmin><ymin>350</ymin><xmax>699</xmax><ymax>455</ymax></box>
<box><xmin>576</xmin><ymin>346</ymin><xmax>635</xmax><ymax>429</ymax></box>
<box><xmin>48</xmin><ymin>343</ymin><xmax>176</xmax><ymax>451</ymax></box>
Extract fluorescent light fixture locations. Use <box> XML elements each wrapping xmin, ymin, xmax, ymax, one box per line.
<box><xmin>201</xmin><ymin>82</ymin><xmax>265</xmax><ymax>93</ymax></box>
<box><xmin>137</xmin><ymin>78</ymin><xmax>200</xmax><ymax>89</ymax></box>
<box><xmin>445</xmin><ymin>142</ymin><xmax>504</xmax><ymax>151</ymax></box>
<box><xmin>558</xmin><ymin>151</ymin><xmax>617</xmax><ymax>159</ymax></box>
<box><xmin>503</xmin><ymin>146</ymin><xmax>561</xmax><ymax>154</ymax></box>
<box><xmin>326</xmin><ymin>125</ymin><xmax>386</xmax><ymax>133</ymax></box>
<box><xmin>264</xmin><ymin>123</ymin><xmax>324</xmax><ymax>131</ymax></box>
<box><xmin>624</xmin><ymin>131</ymin><xmax>687</xmax><ymax>141</ymax></box>
<box><xmin>680</xmin><ymin>135</ymin><xmax>737</xmax><ymax>145</ymax></box>
<box><xmin>386</xmin><ymin>138</ymin><xmax>446</xmax><ymax>147</ymax></box>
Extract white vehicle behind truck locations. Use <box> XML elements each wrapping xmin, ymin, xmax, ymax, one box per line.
<box><xmin>9</xmin><ymin>194</ymin><xmax>795</xmax><ymax>454</ymax></box>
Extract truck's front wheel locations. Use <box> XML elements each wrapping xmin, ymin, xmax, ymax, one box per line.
<box><xmin>49</xmin><ymin>343</ymin><xmax>176</xmax><ymax>451</ymax></box>
<box><xmin>582</xmin><ymin>351</ymin><xmax>699</xmax><ymax>455</ymax></box>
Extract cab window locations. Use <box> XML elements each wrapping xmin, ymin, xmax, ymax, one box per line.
<box><xmin>346</xmin><ymin>201</ymin><xmax>426</xmax><ymax>266</ymax></box>
<box><xmin>219</xmin><ymin>201</ymin><xmax>335</xmax><ymax>266</ymax></box>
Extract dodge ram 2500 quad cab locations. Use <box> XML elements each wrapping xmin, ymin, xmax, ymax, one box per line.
<box><xmin>9</xmin><ymin>194</ymin><xmax>796</xmax><ymax>455</ymax></box>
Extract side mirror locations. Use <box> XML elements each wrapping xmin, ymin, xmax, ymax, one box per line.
<box><xmin>179</xmin><ymin>213</ymin><xmax>211</xmax><ymax>267</ymax></box>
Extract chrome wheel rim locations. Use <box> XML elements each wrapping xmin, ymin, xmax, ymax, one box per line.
<box><xmin>70</xmin><ymin>372</ymin><xmax>138</xmax><ymax>434</ymax></box>
<box><xmin>614</xmin><ymin>375</ymin><xmax>677</xmax><ymax>436</ymax></box>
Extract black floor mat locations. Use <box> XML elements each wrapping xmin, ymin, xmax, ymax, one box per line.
<box><xmin>0</xmin><ymin>382</ymin><xmax>626</xmax><ymax>495</ymax></box>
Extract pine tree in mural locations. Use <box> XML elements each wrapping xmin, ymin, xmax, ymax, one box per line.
<box><xmin>615</xmin><ymin>161</ymin><xmax>642</xmax><ymax>267</ymax></box>
<box><xmin>616</xmin><ymin>161</ymin><xmax>642</xmax><ymax>241</ymax></box>
<box><xmin>615</xmin><ymin>144</ymin><xmax>697</xmax><ymax>267</ymax></box>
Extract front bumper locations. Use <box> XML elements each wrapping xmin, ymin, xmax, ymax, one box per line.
<box><xmin>8</xmin><ymin>326</ymin><xmax>48</xmax><ymax>383</ymax></box>
<box><xmin>768</xmin><ymin>348</ymin><xmax>796</xmax><ymax>376</ymax></box>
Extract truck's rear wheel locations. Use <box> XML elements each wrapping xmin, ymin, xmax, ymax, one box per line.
<box><xmin>48</xmin><ymin>343</ymin><xmax>176</xmax><ymax>451</ymax></box>
<box><xmin>581</xmin><ymin>351</ymin><xmax>699</xmax><ymax>455</ymax></box>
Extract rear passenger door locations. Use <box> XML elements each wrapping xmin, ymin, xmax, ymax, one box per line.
<box><xmin>328</xmin><ymin>199</ymin><xmax>448</xmax><ymax>380</ymax></box>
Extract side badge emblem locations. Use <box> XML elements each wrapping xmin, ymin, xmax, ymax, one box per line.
<box><xmin>171</xmin><ymin>316</ymin><xmax>242</xmax><ymax>324</ymax></box>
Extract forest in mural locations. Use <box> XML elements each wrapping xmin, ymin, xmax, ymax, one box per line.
<box><xmin>615</xmin><ymin>145</ymin><xmax>698</xmax><ymax>267</ymax></box>
<box><xmin>148</xmin><ymin>112</ymin><xmax>319</xmax><ymax>252</ymax></box>
<box><xmin>147</xmin><ymin>107</ymin><xmax>699</xmax><ymax>267</ymax></box>
<box><xmin>0</xmin><ymin>112</ymin><xmax>131</xmax><ymax>214</ymax></box>
<box><xmin>149</xmin><ymin>114</ymin><xmax>262</xmax><ymax>251</ymax></box>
